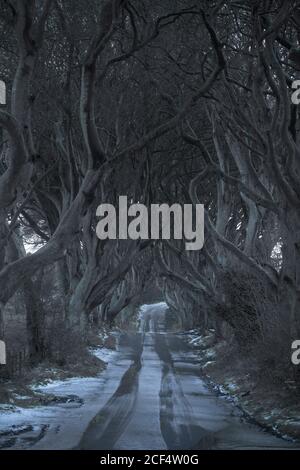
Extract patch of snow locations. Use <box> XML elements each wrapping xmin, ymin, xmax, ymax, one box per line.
<box><xmin>202</xmin><ymin>361</ymin><xmax>216</xmax><ymax>370</ymax></box>
<box><xmin>226</xmin><ymin>382</ymin><xmax>238</xmax><ymax>392</ymax></box>
<box><xmin>12</xmin><ymin>395</ymin><xmax>32</xmax><ymax>400</ymax></box>
<box><xmin>90</xmin><ymin>347</ymin><xmax>115</xmax><ymax>363</ymax></box>
<box><xmin>189</xmin><ymin>336</ymin><xmax>203</xmax><ymax>346</ymax></box>
<box><xmin>0</xmin><ymin>346</ymin><xmax>130</xmax><ymax>450</ymax></box>
<box><xmin>204</xmin><ymin>348</ymin><xmax>217</xmax><ymax>359</ymax></box>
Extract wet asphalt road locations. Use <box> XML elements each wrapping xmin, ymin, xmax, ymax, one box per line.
<box><xmin>78</xmin><ymin>303</ymin><xmax>295</xmax><ymax>450</ymax></box>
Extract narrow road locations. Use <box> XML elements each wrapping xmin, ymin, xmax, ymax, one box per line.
<box><xmin>78</xmin><ymin>303</ymin><xmax>294</xmax><ymax>450</ymax></box>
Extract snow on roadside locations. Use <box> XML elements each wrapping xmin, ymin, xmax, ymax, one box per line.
<box><xmin>186</xmin><ymin>329</ymin><xmax>300</xmax><ymax>442</ymax></box>
<box><xmin>0</xmin><ymin>346</ymin><xmax>130</xmax><ymax>450</ymax></box>
<box><xmin>89</xmin><ymin>346</ymin><xmax>116</xmax><ymax>364</ymax></box>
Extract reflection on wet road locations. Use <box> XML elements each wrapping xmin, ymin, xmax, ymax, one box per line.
<box><xmin>79</xmin><ymin>303</ymin><xmax>295</xmax><ymax>450</ymax></box>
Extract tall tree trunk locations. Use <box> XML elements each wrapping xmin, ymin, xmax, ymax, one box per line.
<box><xmin>23</xmin><ymin>274</ymin><xmax>46</xmax><ymax>364</ymax></box>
